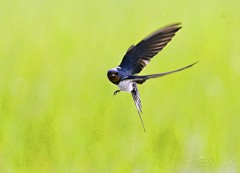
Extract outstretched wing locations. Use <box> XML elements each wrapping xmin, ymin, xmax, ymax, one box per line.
<box><xmin>131</xmin><ymin>82</ymin><xmax>146</xmax><ymax>132</ymax></box>
<box><xmin>123</xmin><ymin>61</ymin><xmax>198</xmax><ymax>84</ymax></box>
<box><xmin>119</xmin><ymin>23</ymin><xmax>182</xmax><ymax>75</ymax></box>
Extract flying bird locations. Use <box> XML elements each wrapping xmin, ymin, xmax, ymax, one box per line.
<box><xmin>107</xmin><ymin>23</ymin><xmax>197</xmax><ymax>132</ymax></box>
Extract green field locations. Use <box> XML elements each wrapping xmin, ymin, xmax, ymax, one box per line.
<box><xmin>0</xmin><ymin>0</ymin><xmax>240</xmax><ymax>172</ymax></box>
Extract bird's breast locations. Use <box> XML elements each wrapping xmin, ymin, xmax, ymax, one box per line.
<box><xmin>117</xmin><ymin>80</ymin><xmax>133</xmax><ymax>93</ymax></box>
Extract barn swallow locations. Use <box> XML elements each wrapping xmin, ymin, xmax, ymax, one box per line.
<box><xmin>107</xmin><ymin>23</ymin><xmax>197</xmax><ymax>132</ymax></box>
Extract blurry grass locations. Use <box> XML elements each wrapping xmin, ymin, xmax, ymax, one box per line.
<box><xmin>0</xmin><ymin>0</ymin><xmax>240</xmax><ymax>172</ymax></box>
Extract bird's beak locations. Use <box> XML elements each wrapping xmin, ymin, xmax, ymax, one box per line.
<box><xmin>109</xmin><ymin>74</ymin><xmax>116</xmax><ymax>76</ymax></box>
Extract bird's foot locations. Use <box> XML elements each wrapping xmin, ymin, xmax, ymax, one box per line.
<box><xmin>113</xmin><ymin>90</ymin><xmax>120</xmax><ymax>96</ymax></box>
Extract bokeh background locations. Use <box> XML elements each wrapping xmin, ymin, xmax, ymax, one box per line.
<box><xmin>0</xmin><ymin>0</ymin><xmax>240</xmax><ymax>172</ymax></box>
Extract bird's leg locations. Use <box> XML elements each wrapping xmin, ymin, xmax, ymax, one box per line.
<box><xmin>113</xmin><ymin>90</ymin><xmax>120</xmax><ymax>96</ymax></box>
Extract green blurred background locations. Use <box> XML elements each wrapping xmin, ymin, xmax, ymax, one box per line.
<box><xmin>0</xmin><ymin>0</ymin><xmax>240</xmax><ymax>172</ymax></box>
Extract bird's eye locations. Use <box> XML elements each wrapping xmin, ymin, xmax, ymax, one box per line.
<box><xmin>116</xmin><ymin>72</ymin><xmax>118</xmax><ymax>75</ymax></box>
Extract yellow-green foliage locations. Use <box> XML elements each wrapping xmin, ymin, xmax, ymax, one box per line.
<box><xmin>0</xmin><ymin>0</ymin><xmax>240</xmax><ymax>172</ymax></box>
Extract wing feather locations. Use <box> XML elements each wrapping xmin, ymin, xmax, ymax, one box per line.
<box><xmin>131</xmin><ymin>83</ymin><xmax>145</xmax><ymax>132</ymax></box>
<box><xmin>119</xmin><ymin>23</ymin><xmax>182</xmax><ymax>75</ymax></box>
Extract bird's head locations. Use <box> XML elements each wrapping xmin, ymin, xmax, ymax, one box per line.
<box><xmin>107</xmin><ymin>68</ymin><xmax>120</xmax><ymax>84</ymax></box>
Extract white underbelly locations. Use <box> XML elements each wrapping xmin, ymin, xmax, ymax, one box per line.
<box><xmin>117</xmin><ymin>80</ymin><xmax>133</xmax><ymax>93</ymax></box>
